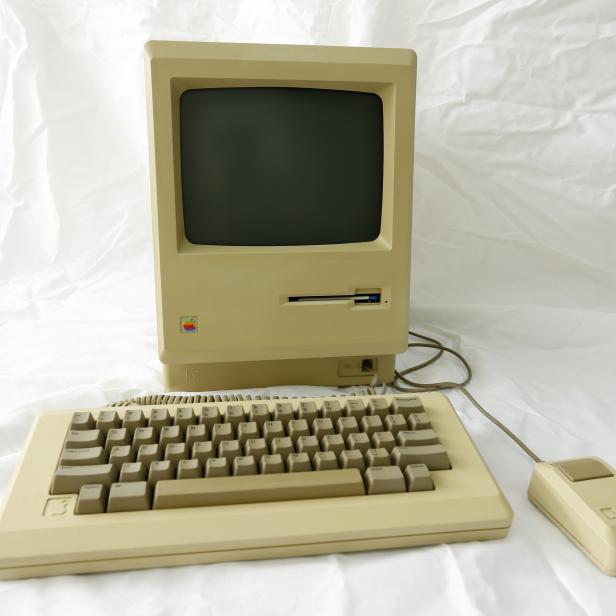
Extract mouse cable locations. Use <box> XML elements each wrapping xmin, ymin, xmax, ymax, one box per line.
<box><xmin>368</xmin><ymin>330</ymin><xmax>543</xmax><ymax>463</ymax></box>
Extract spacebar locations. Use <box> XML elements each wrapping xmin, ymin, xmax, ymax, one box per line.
<box><xmin>152</xmin><ymin>469</ymin><xmax>365</xmax><ymax>509</ymax></box>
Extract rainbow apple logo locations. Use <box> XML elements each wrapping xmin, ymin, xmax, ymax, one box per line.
<box><xmin>180</xmin><ymin>316</ymin><xmax>198</xmax><ymax>333</ymax></box>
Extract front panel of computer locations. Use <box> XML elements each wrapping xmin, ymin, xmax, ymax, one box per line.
<box><xmin>145</xmin><ymin>41</ymin><xmax>416</xmax><ymax>388</ymax></box>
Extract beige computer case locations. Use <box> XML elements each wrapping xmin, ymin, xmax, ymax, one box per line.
<box><xmin>145</xmin><ymin>41</ymin><xmax>416</xmax><ymax>389</ymax></box>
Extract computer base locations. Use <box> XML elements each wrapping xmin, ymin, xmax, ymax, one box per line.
<box><xmin>163</xmin><ymin>355</ymin><xmax>396</xmax><ymax>391</ymax></box>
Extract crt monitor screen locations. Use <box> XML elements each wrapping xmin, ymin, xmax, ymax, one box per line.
<box><xmin>179</xmin><ymin>87</ymin><xmax>383</xmax><ymax>246</ymax></box>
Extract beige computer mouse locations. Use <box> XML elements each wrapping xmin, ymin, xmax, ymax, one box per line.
<box><xmin>528</xmin><ymin>457</ymin><xmax>616</xmax><ymax>575</ymax></box>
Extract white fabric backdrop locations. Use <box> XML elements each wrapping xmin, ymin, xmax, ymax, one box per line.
<box><xmin>1</xmin><ymin>1</ymin><xmax>616</xmax><ymax>613</ymax></box>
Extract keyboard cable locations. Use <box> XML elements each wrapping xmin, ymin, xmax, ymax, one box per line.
<box><xmin>109</xmin><ymin>329</ymin><xmax>542</xmax><ymax>464</ymax></box>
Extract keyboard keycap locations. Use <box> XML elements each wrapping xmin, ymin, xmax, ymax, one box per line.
<box><xmin>96</xmin><ymin>410</ymin><xmax>122</xmax><ymax>432</ymax></box>
<box><xmin>260</xmin><ymin>454</ymin><xmax>285</xmax><ymax>474</ymax></box>
<box><xmin>70</xmin><ymin>411</ymin><xmax>95</xmax><ymax>431</ymax></box>
<box><xmin>322</xmin><ymin>400</ymin><xmax>342</xmax><ymax>421</ymax></box>
<box><xmin>336</xmin><ymin>416</ymin><xmax>359</xmax><ymax>438</ymax></box>
<box><xmin>391</xmin><ymin>397</ymin><xmax>423</xmax><ymax>418</ymax></box>
<box><xmin>392</xmin><ymin>445</ymin><xmax>451</xmax><ymax>470</ymax></box>
<box><xmin>404</xmin><ymin>464</ymin><xmax>434</xmax><ymax>491</ymax></box>
<box><xmin>174</xmin><ymin>407</ymin><xmax>195</xmax><ymax>429</ymax></box>
<box><xmin>60</xmin><ymin>447</ymin><xmax>106</xmax><ymax>466</ymax></box>
<box><xmin>164</xmin><ymin>442</ymin><xmax>187</xmax><ymax>463</ymax></box>
<box><xmin>119</xmin><ymin>461</ymin><xmax>146</xmax><ymax>482</ymax></box>
<box><xmin>177</xmin><ymin>459</ymin><xmax>202</xmax><ymax>479</ymax></box>
<box><xmin>297</xmin><ymin>401</ymin><xmax>318</xmax><ymax>423</ymax></box>
<box><xmin>233</xmin><ymin>456</ymin><xmax>257</xmax><ymax>476</ymax></box>
<box><xmin>296</xmin><ymin>435</ymin><xmax>319</xmax><ymax>458</ymax></box>
<box><xmin>132</xmin><ymin>426</ymin><xmax>157</xmax><ymax>452</ymax></box>
<box><xmin>192</xmin><ymin>441</ymin><xmax>214</xmax><ymax>464</ymax></box>
<box><xmin>148</xmin><ymin>460</ymin><xmax>174</xmax><ymax>487</ymax></box>
<box><xmin>340</xmin><ymin>449</ymin><xmax>365</xmax><ymax>472</ymax></box>
<box><xmin>51</xmin><ymin>464</ymin><xmax>118</xmax><ymax>494</ymax></box>
<box><xmin>65</xmin><ymin>429</ymin><xmax>104</xmax><ymax>449</ymax></box>
<box><xmin>199</xmin><ymin>406</ymin><xmax>221</xmax><ymax>428</ymax></box>
<box><xmin>321</xmin><ymin>434</ymin><xmax>345</xmax><ymax>456</ymax></box>
<box><xmin>153</xmin><ymin>469</ymin><xmax>365</xmax><ymax>509</ymax></box>
<box><xmin>205</xmin><ymin>457</ymin><xmax>229</xmax><ymax>477</ymax></box>
<box><xmin>367</xmin><ymin>397</ymin><xmax>390</xmax><ymax>420</ymax></box>
<box><xmin>148</xmin><ymin>409</ymin><xmax>173</xmax><ymax>432</ymax></box>
<box><xmin>364</xmin><ymin>466</ymin><xmax>406</xmax><ymax>495</ymax></box>
<box><xmin>408</xmin><ymin>412</ymin><xmax>431</xmax><ymax>430</ymax></box>
<box><xmin>366</xmin><ymin>448</ymin><xmax>390</xmax><ymax>467</ymax></box>
<box><xmin>384</xmin><ymin>413</ymin><xmax>407</xmax><ymax>435</ymax></box>
<box><xmin>122</xmin><ymin>409</ymin><xmax>146</xmax><ymax>431</ymax></box>
<box><xmin>109</xmin><ymin>445</ymin><xmax>133</xmax><ymax>467</ymax></box>
<box><xmin>136</xmin><ymin>443</ymin><xmax>162</xmax><ymax>465</ymax></box>
<box><xmin>75</xmin><ymin>484</ymin><xmax>108</xmax><ymax>514</ymax></box>
<box><xmin>287</xmin><ymin>419</ymin><xmax>310</xmax><ymax>442</ymax></box>
<box><xmin>344</xmin><ymin>399</ymin><xmax>366</xmax><ymax>421</ymax></box>
<box><xmin>271</xmin><ymin>436</ymin><xmax>294</xmax><ymax>458</ymax></box>
<box><xmin>371</xmin><ymin>431</ymin><xmax>396</xmax><ymax>452</ymax></box>
<box><xmin>218</xmin><ymin>439</ymin><xmax>241</xmax><ymax>463</ymax></box>
<box><xmin>287</xmin><ymin>452</ymin><xmax>311</xmax><ymax>472</ymax></box>
<box><xmin>346</xmin><ymin>432</ymin><xmax>370</xmax><ymax>453</ymax></box>
<box><xmin>159</xmin><ymin>425</ymin><xmax>183</xmax><ymax>447</ymax></box>
<box><xmin>312</xmin><ymin>418</ymin><xmax>334</xmax><ymax>439</ymax></box>
<box><xmin>360</xmin><ymin>415</ymin><xmax>383</xmax><ymax>437</ymax></box>
<box><xmin>273</xmin><ymin>402</ymin><xmax>294</xmax><ymax>424</ymax></box>
<box><xmin>105</xmin><ymin>428</ymin><xmax>130</xmax><ymax>452</ymax></box>
<box><xmin>262</xmin><ymin>420</ymin><xmax>285</xmax><ymax>444</ymax></box>
<box><xmin>396</xmin><ymin>429</ymin><xmax>439</xmax><ymax>446</ymax></box>
<box><xmin>313</xmin><ymin>451</ymin><xmax>338</xmax><ymax>471</ymax></box>
<box><xmin>185</xmin><ymin>424</ymin><xmax>208</xmax><ymax>448</ymax></box>
<box><xmin>148</xmin><ymin>408</ymin><xmax>172</xmax><ymax>430</ymax></box>
<box><xmin>237</xmin><ymin>421</ymin><xmax>259</xmax><ymax>445</ymax></box>
<box><xmin>225</xmin><ymin>405</ymin><xmax>246</xmax><ymax>428</ymax></box>
<box><xmin>107</xmin><ymin>481</ymin><xmax>151</xmax><ymax>512</ymax></box>
<box><xmin>248</xmin><ymin>403</ymin><xmax>269</xmax><ymax>427</ymax></box>
<box><xmin>211</xmin><ymin>423</ymin><xmax>234</xmax><ymax>447</ymax></box>
<box><xmin>245</xmin><ymin>438</ymin><xmax>268</xmax><ymax>460</ymax></box>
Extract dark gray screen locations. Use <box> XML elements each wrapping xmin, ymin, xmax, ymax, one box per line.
<box><xmin>179</xmin><ymin>87</ymin><xmax>383</xmax><ymax>246</ymax></box>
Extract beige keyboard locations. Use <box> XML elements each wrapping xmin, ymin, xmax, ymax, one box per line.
<box><xmin>0</xmin><ymin>392</ymin><xmax>512</xmax><ymax>579</ymax></box>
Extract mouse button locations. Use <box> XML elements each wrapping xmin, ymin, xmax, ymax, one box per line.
<box><xmin>552</xmin><ymin>458</ymin><xmax>614</xmax><ymax>482</ymax></box>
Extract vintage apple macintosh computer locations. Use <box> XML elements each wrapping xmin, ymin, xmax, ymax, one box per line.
<box><xmin>148</xmin><ymin>41</ymin><xmax>412</xmax><ymax>391</ymax></box>
<box><xmin>0</xmin><ymin>41</ymin><xmax>614</xmax><ymax>580</ymax></box>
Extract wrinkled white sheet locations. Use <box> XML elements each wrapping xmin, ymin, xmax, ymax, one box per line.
<box><xmin>1</xmin><ymin>0</ymin><xmax>616</xmax><ymax>613</ymax></box>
